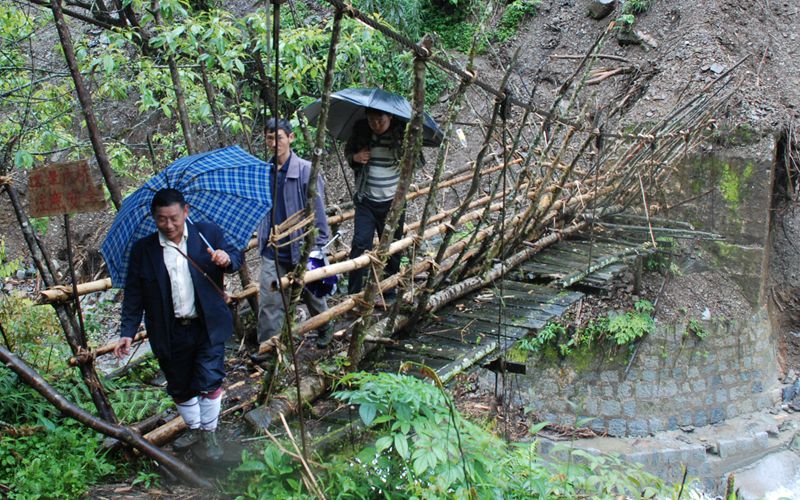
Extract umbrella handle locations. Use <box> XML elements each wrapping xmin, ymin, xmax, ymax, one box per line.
<box><xmin>187</xmin><ymin>216</ymin><xmax>215</xmax><ymax>252</ymax></box>
<box><xmin>320</xmin><ymin>230</ymin><xmax>344</xmax><ymax>253</ymax></box>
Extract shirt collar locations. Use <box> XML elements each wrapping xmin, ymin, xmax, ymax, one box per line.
<box><xmin>271</xmin><ymin>151</ymin><xmax>292</xmax><ymax>171</ymax></box>
<box><xmin>158</xmin><ymin>225</ymin><xmax>189</xmax><ymax>248</ymax></box>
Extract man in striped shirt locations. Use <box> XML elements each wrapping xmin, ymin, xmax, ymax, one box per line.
<box><xmin>345</xmin><ymin>108</ymin><xmax>406</xmax><ymax>303</ymax></box>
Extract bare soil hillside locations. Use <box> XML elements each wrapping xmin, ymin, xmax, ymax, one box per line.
<box><xmin>3</xmin><ymin>0</ymin><xmax>800</xmax><ymax>363</ymax></box>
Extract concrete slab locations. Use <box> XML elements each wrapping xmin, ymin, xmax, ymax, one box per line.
<box><xmin>734</xmin><ymin>450</ymin><xmax>800</xmax><ymax>500</ymax></box>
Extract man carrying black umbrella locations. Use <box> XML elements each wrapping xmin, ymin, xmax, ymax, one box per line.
<box><xmin>344</xmin><ymin>108</ymin><xmax>407</xmax><ymax>303</ymax></box>
<box><xmin>113</xmin><ymin>188</ymin><xmax>243</xmax><ymax>462</ymax></box>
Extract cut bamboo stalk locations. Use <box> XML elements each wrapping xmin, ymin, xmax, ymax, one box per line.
<box><xmin>39</xmin><ymin>278</ymin><xmax>113</xmax><ymax>303</ymax></box>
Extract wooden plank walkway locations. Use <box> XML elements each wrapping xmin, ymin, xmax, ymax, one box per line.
<box><xmin>369</xmin><ymin>235</ymin><xmax>647</xmax><ymax>380</ymax></box>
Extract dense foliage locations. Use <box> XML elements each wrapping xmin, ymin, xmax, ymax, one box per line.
<box><xmin>230</xmin><ymin>371</ymin><xmax>678</xmax><ymax>498</ymax></box>
<box><xmin>1</xmin><ymin>0</ymin><xmax>537</xmax><ymax>182</ymax></box>
<box><xmin>0</xmin><ymin>354</ymin><xmax>171</xmax><ymax>498</ymax></box>
<box><xmin>0</xmin><ymin>368</ymin><xmax>115</xmax><ymax>499</ymax></box>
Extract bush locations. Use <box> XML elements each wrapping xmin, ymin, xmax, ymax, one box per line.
<box><xmin>231</xmin><ymin>372</ymin><xmax>675</xmax><ymax>498</ymax></box>
<box><xmin>496</xmin><ymin>0</ymin><xmax>540</xmax><ymax>43</ymax></box>
<box><xmin>0</xmin><ymin>368</ymin><xmax>116</xmax><ymax>499</ymax></box>
<box><xmin>0</xmin><ymin>295</ymin><xmax>67</xmax><ymax>372</ymax></box>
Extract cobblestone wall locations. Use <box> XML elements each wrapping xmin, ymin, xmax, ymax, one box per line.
<box><xmin>523</xmin><ymin>309</ymin><xmax>780</xmax><ymax>436</ymax></box>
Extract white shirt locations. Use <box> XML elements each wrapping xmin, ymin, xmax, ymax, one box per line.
<box><xmin>158</xmin><ymin>226</ymin><xmax>197</xmax><ymax>319</ymax></box>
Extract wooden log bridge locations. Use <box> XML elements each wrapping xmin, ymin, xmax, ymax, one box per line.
<box><xmin>3</xmin><ymin>0</ymin><xmax>745</xmax><ymax>481</ymax></box>
<box><xmin>377</xmin><ymin>234</ymin><xmax>654</xmax><ymax>383</ymax></box>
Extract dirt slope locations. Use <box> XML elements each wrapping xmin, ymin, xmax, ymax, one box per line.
<box><xmin>502</xmin><ymin>0</ymin><xmax>800</xmax><ymax>132</ymax></box>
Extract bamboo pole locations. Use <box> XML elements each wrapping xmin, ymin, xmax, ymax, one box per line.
<box><xmin>39</xmin><ymin>278</ymin><xmax>113</xmax><ymax>303</ymax></box>
<box><xmin>68</xmin><ymin>330</ymin><xmax>147</xmax><ymax>366</ymax></box>
<box><xmin>325</xmin><ymin>160</ymin><xmax>516</xmax><ymax>226</ymax></box>
<box><xmin>412</xmin><ymin>59</ymin><xmax>515</xmax><ymax>319</ymax></box>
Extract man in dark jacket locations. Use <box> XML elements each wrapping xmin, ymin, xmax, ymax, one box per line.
<box><xmin>345</xmin><ymin>108</ymin><xmax>406</xmax><ymax>302</ymax></box>
<box><xmin>113</xmin><ymin>188</ymin><xmax>242</xmax><ymax>461</ymax></box>
<box><xmin>256</xmin><ymin>118</ymin><xmax>334</xmax><ymax>349</ymax></box>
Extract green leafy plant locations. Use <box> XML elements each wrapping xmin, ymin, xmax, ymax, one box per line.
<box><xmin>0</xmin><ymin>239</ymin><xmax>22</xmax><ymax>279</ymax></box>
<box><xmin>615</xmin><ymin>13</ymin><xmax>636</xmax><ymax>31</ymax></box>
<box><xmin>517</xmin><ymin>301</ymin><xmax>655</xmax><ymax>361</ymax></box>
<box><xmin>606</xmin><ymin>300</ymin><xmax>655</xmax><ymax>345</ymax></box>
<box><xmin>645</xmin><ymin>237</ymin><xmax>675</xmax><ymax>272</ymax></box>
<box><xmin>496</xmin><ymin>0</ymin><xmax>540</xmax><ymax>43</ymax></box>
<box><xmin>131</xmin><ymin>469</ymin><xmax>162</xmax><ymax>489</ymax></box>
<box><xmin>687</xmin><ymin>318</ymin><xmax>709</xmax><ymax>340</ymax></box>
<box><xmin>333</xmin><ymin>370</ymin><xmax>500</xmax><ymax>496</ymax></box>
<box><xmin>623</xmin><ymin>0</ymin><xmax>653</xmax><ymax>14</ymax></box>
<box><xmin>518</xmin><ymin>321</ymin><xmax>565</xmax><ymax>353</ymax></box>
<box><xmin>106</xmin><ymin>381</ymin><xmax>172</xmax><ymax>423</ymax></box>
<box><xmin>0</xmin><ymin>368</ymin><xmax>116</xmax><ymax>499</ymax></box>
<box><xmin>0</xmin><ymin>294</ymin><xmax>67</xmax><ymax>370</ymax></box>
<box><xmin>29</xmin><ymin>217</ymin><xmax>49</xmax><ymax>237</ymax></box>
<box><xmin>235</xmin><ymin>445</ymin><xmax>308</xmax><ymax>498</ymax></box>
<box><xmin>615</xmin><ymin>0</ymin><xmax>652</xmax><ymax>32</ymax></box>
<box><xmin>232</xmin><ymin>372</ymin><xmax>677</xmax><ymax>497</ymax></box>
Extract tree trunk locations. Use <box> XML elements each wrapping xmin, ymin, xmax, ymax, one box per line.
<box><xmin>199</xmin><ymin>54</ymin><xmax>226</xmax><ymax>149</ymax></box>
<box><xmin>165</xmin><ymin>54</ymin><xmax>196</xmax><ymax>154</ymax></box>
<box><xmin>4</xmin><ymin>181</ymin><xmax>117</xmax><ymax>423</ymax></box>
<box><xmin>50</xmin><ymin>0</ymin><xmax>122</xmax><ymax>210</ymax></box>
<box><xmin>0</xmin><ymin>347</ymin><xmax>210</xmax><ymax>489</ymax></box>
<box><xmin>152</xmin><ymin>0</ymin><xmax>196</xmax><ymax>155</ymax></box>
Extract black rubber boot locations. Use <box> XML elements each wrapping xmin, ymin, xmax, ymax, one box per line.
<box><xmin>201</xmin><ymin>430</ymin><xmax>223</xmax><ymax>462</ymax></box>
<box><xmin>316</xmin><ymin>323</ymin><xmax>335</xmax><ymax>348</ymax></box>
<box><xmin>172</xmin><ymin>428</ymin><xmax>200</xmax><ymax>452</ymax></box>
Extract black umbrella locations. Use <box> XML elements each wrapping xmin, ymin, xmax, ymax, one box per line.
<box><xmin>301</xmin><ymin>87</ymin><xmax>444</xmax><ymax>147</ymax></box>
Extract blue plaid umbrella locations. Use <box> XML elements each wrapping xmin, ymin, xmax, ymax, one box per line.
<box><xmin>101</xmin><ymin>145</ymin><xmax>271</xmax><ymax>288</ymax></box>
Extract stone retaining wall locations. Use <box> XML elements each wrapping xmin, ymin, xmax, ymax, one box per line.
<box><xmin>523</xmin><ymin>308</ymin><xmax>780</xmax><ymax>436</ymax></box>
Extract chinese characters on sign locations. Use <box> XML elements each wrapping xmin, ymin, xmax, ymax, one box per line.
<box><xmin>28</xmin><ymin>160</ymin><xmax>106</xmax><ymax>217</ymax></box>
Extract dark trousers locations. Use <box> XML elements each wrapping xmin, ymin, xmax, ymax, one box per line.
<box><xmin>348</xmin><ymin>197</ymin><xmax>404</xmax><ymax>294</ymax></box>
<box><xmin>158</xmin><ymin>318</ymin><xmax>225</xmax><ymax>401</ymax></box>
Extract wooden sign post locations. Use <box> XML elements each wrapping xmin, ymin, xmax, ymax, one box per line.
<box><xmin>28</xmin><ymin>160</ymin><xmax>106</xmax><ymax>338</ymax></box>
<box><xmin>28</xmin><ymin>159</ymin><xmax>107</xmax><ymax>340</ymax></box>
<box><xmin>27</xmin><ymin>160</ymin><xmax>117</xmax><ymax>423</ymax></box>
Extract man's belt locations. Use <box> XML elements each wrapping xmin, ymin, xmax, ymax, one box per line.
<box><xmin>175</xmin><ymin>317</ymin><xmax>201</xmax><ymax>327</ymax></box>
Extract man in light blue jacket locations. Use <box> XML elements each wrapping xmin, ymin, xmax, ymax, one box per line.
<box><xmin>256</xmin><ymin>118</ymin><xmax>334</xmax><ymax>350</ymax></box>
